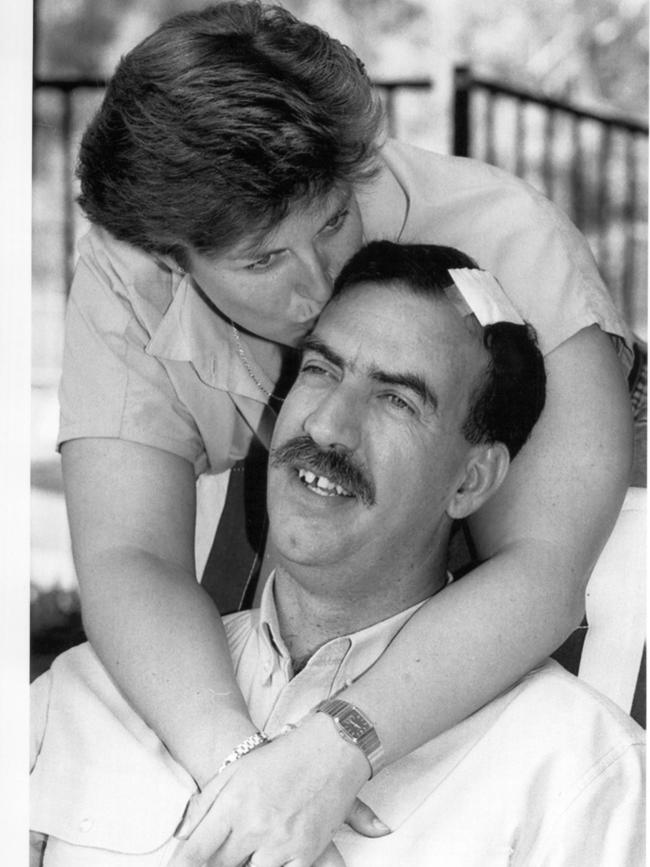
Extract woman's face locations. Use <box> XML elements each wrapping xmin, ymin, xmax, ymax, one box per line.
<box><xmin>185</xmin><ymin>186</ymin><xmax>363</xmax><ymax>347</ymax></box>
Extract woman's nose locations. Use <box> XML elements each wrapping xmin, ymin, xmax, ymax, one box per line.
<box><xmin>301</xmin><ymin>249</ymin><xmax>334</xmax><ymax>305</ymax></box>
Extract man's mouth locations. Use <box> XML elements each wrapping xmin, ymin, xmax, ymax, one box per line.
<box><xmin>271</xmin><ymin>435</ymin><xmax>375</xmax><ymax>506</ymax></box>
<box><xmin>297</xmin><ymin>467</ymin><xmax>354</xmax><ymax>498</ymax></box>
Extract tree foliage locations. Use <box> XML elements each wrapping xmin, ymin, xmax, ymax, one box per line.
<box><xmin>36</xmin><ymin>0</ymin><xmax>647</xmax><ymax>116</ymax></box>
<box><xmin>461</xmin><ymin>0</ymin><xmax>647</xmax><ymax>115</ymax></box>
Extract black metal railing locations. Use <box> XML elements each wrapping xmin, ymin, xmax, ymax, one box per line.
<box><xmin>33</xmin><ymin>69</ymin><xmax>648</xmax><ymax>349</ymax></box>
<box><xmin>453</xmin><ymin>65</ymin><xmax>648</xmax><ymax>331</ymax></box>
<box><xmin>33</xmin><ymin>78</ymin><xmax>104</xmax><ymax>293</ymax></box>
<box><xmin>375</xmin><ymin>78</ymin><xmax>432</xmax><ymax>138</ymax></box>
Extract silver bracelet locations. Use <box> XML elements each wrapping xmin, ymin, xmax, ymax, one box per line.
<box><xmin>216</xmin><ymin>731</ymin><xmax>270</xmax><ymax>775</ymax></box>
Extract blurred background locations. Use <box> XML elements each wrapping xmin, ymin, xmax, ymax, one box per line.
<box><xmin>31</xmin><ymin>0</ymin><xmax>648</xmax><ymax>671</ymax></box>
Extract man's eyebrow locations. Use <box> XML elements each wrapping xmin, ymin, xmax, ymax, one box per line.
<box><xmin>299</xmin><ymin>334</ymin><xmax>345</xmax><ymax>369</ymax></box>
<box><xmin>370</xmin><ymin>368</ymin><xmax>439</xmax><ymax>412</ymax></box>
<box><xmin>300</xmin><ymin>336</ymin><xmax>438</xmax><ymax>409</ymax></box>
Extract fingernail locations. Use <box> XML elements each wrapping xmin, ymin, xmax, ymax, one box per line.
<box><xmin>373</xmin><ymin>817</ymin><xmax>391</xmax><ymax>833</ymax></box>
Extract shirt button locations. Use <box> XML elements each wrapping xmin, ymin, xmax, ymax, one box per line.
<box><xmin>79</xmin><ymin>817</ymin><xmax>93</xmax><ymax>833</ymax></box>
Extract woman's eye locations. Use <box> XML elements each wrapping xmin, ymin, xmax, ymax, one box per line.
<box><xmin>247</xmin><ymin>252</ymin><xmax>276</xmax><ymax>271</ymax></box>
<box><xmin>323</xmin><ymin>208</ymin><xmax>349</xmax><ymax>232</ymax></box>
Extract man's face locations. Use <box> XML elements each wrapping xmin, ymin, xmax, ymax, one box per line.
<box><xmin>268</xmin><ymin>282</ymin><xmax>490</xmax><ymax>585</ymax></box>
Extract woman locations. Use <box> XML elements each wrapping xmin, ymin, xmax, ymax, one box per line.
<box><xmin>58</xmin><ymin>3</ymin><xmax>633</xmax><ymax>865</ymax></box>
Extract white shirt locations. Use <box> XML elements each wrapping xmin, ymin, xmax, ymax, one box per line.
<box><xmin>31</xmin><ymin>575</ymin><xmax>644</xmax><ymax>866</ymax></box>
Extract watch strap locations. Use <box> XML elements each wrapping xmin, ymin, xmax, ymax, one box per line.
<box><xmin>315</xmin><ymin>697</ymin><xmax>384</xmax><ymax>778</ymax></box>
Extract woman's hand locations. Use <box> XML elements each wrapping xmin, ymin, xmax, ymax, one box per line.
<box><xmin>170</xmin><ymin>713</ymin><xmax>390</xmax><ymax>867</ymax></box>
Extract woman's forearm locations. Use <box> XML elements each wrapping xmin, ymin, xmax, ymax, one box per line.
<box><xmin>342</xmin><ymin>538</ymin><xmax>582</xmax><ymax>762</ymax></box>
<box><xmin>80</xmin><ymin>549</ymin><xmax>256</xmax><ymax>786</ymax></box>
<box><xmin>342</xmin><ymin>326</ymin><xmax>633</xmax><ymax>762</ymax></box>
<box><xmin>62</xmin><ymin>438</ymin><xmax>256</xmax><ymax>787</ymax></box>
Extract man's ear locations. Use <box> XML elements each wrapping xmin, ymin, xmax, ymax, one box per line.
<box><xmin>447</xmin><ymin>443</ymin><xmax>510</xmax><ymax>520</ymax></box>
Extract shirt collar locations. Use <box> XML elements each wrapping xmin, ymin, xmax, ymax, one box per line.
<box><xmin>257</xmin><ymin>571</ymin><xmax>450</xmax><ymax>692</ymax></box>
<box><xmin>145</xmin><ymin>271</ymin><xmax>278</xmax><ymax>404</ymax></box>
<box><xmin>80</xmin><ymin>226</ymin><xmax>274</xmax><ymax>404</ymax></box>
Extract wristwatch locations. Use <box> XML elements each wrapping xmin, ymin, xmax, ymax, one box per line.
<box><xmin>315</xmin><ymin>697</ymin><xmax>384</xmax><ymax>778</ymax></box>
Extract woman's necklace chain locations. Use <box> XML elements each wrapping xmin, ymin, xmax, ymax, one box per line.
<box><xmin>231</xmin><ymin>324</ymin><xmax>276</xmax><ymax>400</ymax></box>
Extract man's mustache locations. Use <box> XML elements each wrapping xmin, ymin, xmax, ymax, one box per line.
<box><xmin>270</xmin><ymin>435</ymin><xmax>376</xmax><ymax>506</ymax></box>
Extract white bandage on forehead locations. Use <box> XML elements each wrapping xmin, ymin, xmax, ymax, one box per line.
<box><xmin>446</xmin><ymin>268</ymin><xmax>525</xmax><ymax>326</ymax></box>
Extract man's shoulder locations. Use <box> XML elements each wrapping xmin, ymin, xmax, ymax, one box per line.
<box><xmin>44</xmin><ymin>640</ymin><xmax>110</xmax><ymax>687</ymax></box>
<box><xmin>31</xmin><ymin>642</ymin><xmax>196</xmax><ymax>852</ymax></box>
<box><xmin>504</xmin><ymin>659</ymin><xmax>644</xmax><ymax>753</ymax></box>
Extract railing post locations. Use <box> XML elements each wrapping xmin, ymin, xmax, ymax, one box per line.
<box><xmin>383</xmin><ymin>86</ymin><xmax>396</xmax><ymax>138</ymax></box>
<box><xmin>570</xmin><ymin>115</ymin><xmax>584</xmax><ymax>229</ymax></box>
<box><xmin>32</xmin><ymin>0</ymin><xmax>39</xmax><ymax>171</ymax></box>
<box><xmin>515</xmin><ymin>97</ymin><xmax>525</xmax><ymax>178</ymax></box>
<box><xmin>542</xmin><ymin>108</ymin><xmax>556</xmax><ymax>200</ymax></box>
<box><xmin>62</xmin><ymin>89</ymin><xmax>74</xmax><ymax>295</ymax></box>
<box><xmin>485</xmin><ymin>92</ymin><xmax>496</xmax><ymax>165</ymax></box>
<box><xmin>596</xmin><ymin>124</ymin><xmax>612</xmax><ymax>291</ymax></box>
<box><xmin>622</xmin><ymin>132</ymin><xmax>638</xmax><ymax>323</ymax></box>
<box><xmin>453</xmin><ymin>65</ymin><xmax>471</xmax><ymax>157</ymax></box>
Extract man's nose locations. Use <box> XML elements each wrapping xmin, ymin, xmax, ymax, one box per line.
<box><xmin>303</xmin><ymin>387</ymin><xmax>362</xmax><ymax>453</ymax></box>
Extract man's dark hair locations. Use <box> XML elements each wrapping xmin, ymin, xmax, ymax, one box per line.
<box><xmin>77</xmin><ymin>1</ymin><xmax>383</xmax><ymax>267</ymax></box>
<box><xmin>332</xmin><ymin>241</ymin><xmax>546</xmax><ymax>459</ymax></box>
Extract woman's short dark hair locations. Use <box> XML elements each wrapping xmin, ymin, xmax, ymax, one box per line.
<box><xmin>332</xmin><ymin>241</ymin><xmax>547</xmax><ymax>460</ymax></box>
<box><xmin>77</xmin><ymin>1</ymin><xmax>384</xmax><ymax>266</ymax></box>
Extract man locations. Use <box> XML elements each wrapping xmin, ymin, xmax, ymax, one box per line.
<box><xmin>31</xmin><ymin>243</ymin><xmax>643</xmax><ymax>866</ymax></box>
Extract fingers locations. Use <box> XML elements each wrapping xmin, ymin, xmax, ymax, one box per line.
<box><xmin>344</xmin><ymin>798</ymin><xmax>390</xmax><ymax>838</ymax></box>
<box><xmin>243</xmin><ymin>847</ymin><xmax>344</xmax><ymax>867</ymax></box>
<box><xmin>176</xmin><ymin>762</ymin><xmax>239</xmax><ymax>841</ymax></box>
<box><xmin>310</xmin><ymin>842</ymin><xmax>347</xmax><ymax>866</ymax></box>
<box><xmin>175</xmin><ymin>791</ymin><xmax>218</xmax><ymax>841</ymax></box>
<box><xmin>170</xmin><ymin>720</ymin><xmax>376</xmax><ymax>867</ymax></box>
<box><xmin>169</xmin><ymin>812</ymin><xmax>231</xmax><ymax>867</ymax></box>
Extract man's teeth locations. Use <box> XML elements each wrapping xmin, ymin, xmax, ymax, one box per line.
<box><xmin>297</xmin><ymin>468</ymin><xmax>351</xmax><ymax>497</ymax></box>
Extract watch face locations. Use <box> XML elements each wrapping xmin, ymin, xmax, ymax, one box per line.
<box><xmin>343</xmin><ymin>709</ymin><xmax>371</xmax><ymax>740</ymax></box>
